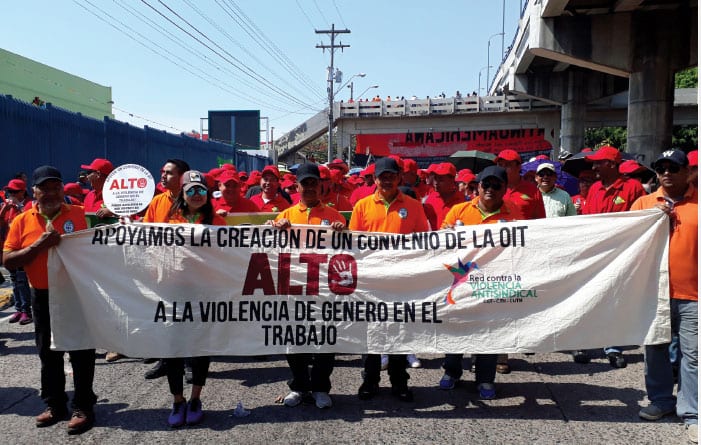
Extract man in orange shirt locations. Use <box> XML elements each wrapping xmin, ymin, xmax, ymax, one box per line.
<box><xmin>350</xmin><ymin>157</ymin><xmax>429</xmax><ymax>402</ymax></box>
<box><xmin>439</xmin><ymin>166</ymin><xmax>515</xmax><ymax>400</ymax></box>
<box><xmin>270</xmin><ymin>163</ymin><xmax>346</xmax><ymax>410</ymax></box>
<box><xmin>631</xmin><ymin>150</ymin><xmax>697</xmax><ymax>442</ymax></box>
<box><xmin>143</xmin><ymin>159</ymin><xmax>191</xmax><ymax>223</ymax></box>
<box><xmin>3</xmin><ymin>166</ymin><xmax>95</xmax><ymax>434</ymax></box>
<box><xmin>142</xmin><ymin>158</ymin><xmax>190</xmax><ymax>379</ymax></box>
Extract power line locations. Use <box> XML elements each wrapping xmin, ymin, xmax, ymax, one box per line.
<box><xmin>77</xmin><ymin>0</ymin><xmax>293</xmax><ymax>113</ymax></box>
<box><xmin>142</xmin><ymin>0</ymin><xmax>316</xmax><ymax>110</ymax></box>
<box><xmin>183</xmin><ymin>0</ymin><xmax>323</xmax><ymax>104</ymax></box>
<box><xmin>222</xmin><ymin>1</ymin><xmax>322</xmax><ymax>99</ymax></box>
<box><xmin>295</xmin><ymin>0</ymin><xmax>317</xmax><ymax>29</ymax></box>
<box><xmin>313</xmin><ymin>0</ymin><xmax>329</xmax><ymax>25</ymax></box>
<box><xmin>331</xmin><ymin>0</ymin><xmax>348</xmax><ymax>28</ymax></box>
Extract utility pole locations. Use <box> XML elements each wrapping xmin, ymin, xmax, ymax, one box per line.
<box><xmin>316</xmin><ymin>24</ymin><xmax>350</xmax><ymax>162</ymax></box>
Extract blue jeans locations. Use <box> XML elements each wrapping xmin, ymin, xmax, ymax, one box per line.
<box><xmin>10</xmin><ymin>268</ymin><xmax>31</xmax><ymax>314</ymax></box>
<box><xmin>442</xmin><ymin>354</ymin><xmax>497</xmax><ymax>385</ymax></box>
<box><xmin>644</xmin><ymin>299</ymin><xmax>697</xmax><ymax>425</ymax></box>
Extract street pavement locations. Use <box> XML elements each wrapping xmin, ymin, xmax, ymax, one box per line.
<box><xmin>0</xmin><ymin>282</ymin><xmax>688</xmax><ymax>444</ymax></box>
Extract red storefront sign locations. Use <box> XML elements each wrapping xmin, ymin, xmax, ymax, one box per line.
<box><xmin>356</xmin><ymin>129</ymin><xmax>552</xmax><ymax>157</ymax></box>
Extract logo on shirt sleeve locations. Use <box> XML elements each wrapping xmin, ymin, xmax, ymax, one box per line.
<box><xmin>63</xmin><ymin>220</ymin><xmax>75</xmax><ymax>233</ymax></box>
<box><xmin>398</xmin><ymin>208</ymin><xmax>408</xmax><ymax>219</ymax></box>
<box><xmin>613</xmin><ymin>196</ymin><xmax>626</xmax><ymax>205</ymax></box>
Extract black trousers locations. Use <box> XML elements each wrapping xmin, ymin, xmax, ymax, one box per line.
<box><xmin>363</xmin><ymin>354</ymin><xmax>409</xmax><ymax>388</ymax></box>
<box><xmin>165</xmin><ymin>357</ymin><xmax>210</xmax><ymax>396</ymax></box>
<box><xmin>286</xmin><ymin>353</ymin><xmax>335</xmax><ymax>393</ymax></box>
<box><xmin>32</xmin><ymin>288</ymin><xmax>97</xmax><ymax>410</ymax></box>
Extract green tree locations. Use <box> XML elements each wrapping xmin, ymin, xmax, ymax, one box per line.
<box><xmin>675</xmin><ymin>67</ymin><xmax>698</xmax><ymax>88</ymax></box>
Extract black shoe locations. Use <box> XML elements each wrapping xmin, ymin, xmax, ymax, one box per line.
<box><xmin>358</xmin><ymin>381</ymin><xmax>380</xmax><ymax>400</ymax></box>
<box><xmin>144</xmin><ymin>360</ymin><xmax>167</xmax><ymax>379</ymax></box>
<box><xmin>607</xmin><ymin>352</ymin><xmax>627</xmax><ymax>369</ymax></box>
<box><xmin>391</xmin><ymin>385</ymin><xmax>414</xmax><ymax>402</ymax></box>
<box><xmin>185</xmin><ymin>365</ymin><xmax>193</xmax><ymax>384</ymax></box>
<box><xmin>572</xmin><ymin>350</ymin><xmax>591</xmax><ymax>364</ymax></box>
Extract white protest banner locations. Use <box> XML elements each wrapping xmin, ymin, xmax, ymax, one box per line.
<box><xmin>48</xmin><ymin>209</ymin><xmax>671</xmax><ymax>357</ymax></box>
<box><xmin>102</xmin><ymin>164</ymin><xmax>155</xmax><ymax>216</ymax></box>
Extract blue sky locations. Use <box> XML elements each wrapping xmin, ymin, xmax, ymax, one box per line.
<box><xmin>1</xmin><ymin>0</ymin><xmax>523</xmax><ymax>138</ymax></box>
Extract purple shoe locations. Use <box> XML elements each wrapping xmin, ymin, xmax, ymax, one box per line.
<box><xmin>186</xmin><ymin>399</ymin><xmax>204</xmax><ymax>425</ymax></box>
<box><xmin>167</xmin><ymin>401</ymin><xmax>186</xmax><ymax>427</ymax></box>
<box><xmin>8</xmin><ymin>312</ymin><xmax>22</xmax><ymax>323</ymax></box>
<box><xmin>19</xmin><ymin>312</ymin><xmax>33</xmax><ymax>325</ymax></box>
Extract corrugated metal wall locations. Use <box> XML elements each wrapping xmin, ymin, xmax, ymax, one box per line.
<box><xmin>0</xmin><ymin>94</ymin><xmax>270</xmax><ymax>185</ymax></box>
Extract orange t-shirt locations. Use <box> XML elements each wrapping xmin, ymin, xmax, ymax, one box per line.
<box><xmin>631</xmin><ymin>186</ymin><xmax>698</xmax><ymax>301</ymax></box>
<box><xmin>349</xmin><ymin>191</ymin><xmax>429</xmax><ymax>234</ymax></box>
<box><xmin>143</xmin><ymin>192</ymin><xmax>176</xmax><ymax>223</ymax></box>
<box><xmin>441</xmin><ymin>199</ymin><xmax>517</xmax><ymax>228</ymax></box>
<box><xmin>275</xmin><ymin>202</ymin><xmax>346</xmax><ymax>226</ymax></box>
<box><xmin>3</xmin><ymin>204</ymin><xmax>87</xmax><ymax>289</ymax></box>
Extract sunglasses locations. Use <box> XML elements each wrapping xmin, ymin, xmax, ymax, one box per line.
<box><xmin>185</xmin><ymin>186</ymin><xmax>208</xmax><ymax>197</ymax></box>
<box><xmin>480</xmin><ymin>181</ymin><xmax>503</xmax><ymax>191</ymax></box>
<box><xmin>536</xmin><ymin>170</ymin><xmax>556</xmax><ymax>177</ymax></box>
<box><xmin>654</xmin><ymin>164</ymin><xmax>681</xmax><ymax>175</ymax></box>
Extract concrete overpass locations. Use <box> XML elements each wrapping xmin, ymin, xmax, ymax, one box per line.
<box><xmin>276</xmin><ymin>88</ymin><xmax>696</xmax><ymax>163</ymax></box>
<box><xmin>277</xmin><ymin>0</ymin><xmax>697</xmax><ymax>164</ymax></box>
<box><xmin>491</xmin><ymin>0</ymin><xmax>697</xmax><ymax>164</ymax></box>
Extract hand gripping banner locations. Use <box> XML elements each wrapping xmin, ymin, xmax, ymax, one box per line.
<box><xmin>48</xmin><ymin>209</ymin><xmax>671</xmax><ymax>357</ymax></box>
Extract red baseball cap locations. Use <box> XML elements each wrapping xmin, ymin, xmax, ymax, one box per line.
<box><xmin>218</xmin><ymin>169</ymin><xmax>240</xmax><ymax>184</ymax></box>
<box><xmin>328</xmin><ymin>158</ymin><xmax>349</xmax><ymax>174</ymax></box>
<box><xmin>688</xmin><ymin>150</ymin><xmax>698</xmax><ymax>167</ymax></box>
<box><xmin>221</xmin><ymin>163</ymin><xmax>236</xmax><ymax>171</ymax></box>
<box><xmin>496</xmin><ymin>149</ymin><xmax>521</xmax><ymax>163</ymax></box>
<box><xmin>619</xmin><ymin>160</ymin><xmax>645</xmax><ymax>175</ymax></box>
<box><xmin>329</xmin><ymin>169</ymin><xmax>344</xmax><ymax>184</ymax></box>
<box><xmin>81</xmin><ymin>158</ymin><xmax>114</xmax><ymax>175</ymax></box>
<box><xmin>261</xmin><ymin>165</ymin><xmax>280</xmax><ymax>179</ymax></box>
<box><xmin>535</xmin><ymin>154</ymin><xmax>549</xmax><ymax>160</ymax></box>
<box><xmin>63</xmin><ymin>182</ymin><xmax>88</xmax><ymax>195</ymax></box>
<box><xmin>402</xmin><ymin>158</ymin><xmax>418</xmax><ymax>173</ymax></box>
<box><xmin>360</xmin><ymin>164</ymin><xmax>375</xmax><ymax>176</ymax></box>
<box><xmin>208</xmin><ymin>167</ymin><xmax>224</xmax><ymax>179</ymax></box>
<box><xmin>585</xmin><ymin>145</ymin><xmax>622</xmax><ymax>163</ymax></box>
<box><xmin>318</xmin><ymin>165</ymin><xmax>331</xmax><ymax>180</ymax></box>
<box><xmin>456</xmin><ymin>169</ymin><xmax>476</xmax><ymax>183</ymax></box>
<box><xmin>4</xmin><ymin>179</ymin><xmax>26</xmax><ymax>191</ymax></box>
<box><xmin>432</xmin><ymin>162</ymin><xmax>457</xmax><ymax>177</ymax></box>
<box><xmin>281</xmin><ymin>179</ymin><xmax>296</xmax><ymax>189</ymax></box>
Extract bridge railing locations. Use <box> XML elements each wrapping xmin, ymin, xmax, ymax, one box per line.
<box><xmin>337</xmin><ymin>95</ymin><xmax>556</xmax><ymax>119</ymax></box>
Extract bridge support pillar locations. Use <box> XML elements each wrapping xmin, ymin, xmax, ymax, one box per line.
<box><xmin>560</xmin><ymin>69</ymin><xmax>587</xmax><ymax>155</ymax></box>
<box><xmin>336</xmin><ymin>129</ymin><xmax>352</xmax><ymax>162</ymax></box>
<box><xmin>627</xmin><ymin>10</ymin><xmax>687</xmax><ymax>164</ymax></box>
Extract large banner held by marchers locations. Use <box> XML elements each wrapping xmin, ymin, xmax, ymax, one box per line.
<box><xmin>48</xmin><ymin>209</ymin><xmax>671</xmax><ymax>357</ymax></box>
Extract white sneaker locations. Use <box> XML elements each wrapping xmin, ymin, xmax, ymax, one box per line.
<box><xmin>407</xmin><ymin>354</ymin><xmax>421</xmax><ymax>368</ymax></box>
<box><xmin>380</xmin><ymin>354</ymin><xmax>389</xmax><ymax>370</ymax></box>
<box><xmin>312</xmin><ymin>391</ymin><xmax>333</xmax><ymax>409</ymax></box>
<box><xmin>283</xmin><ymin>391</ymin><xmax>303</xmax><ymax>407</ymax></box>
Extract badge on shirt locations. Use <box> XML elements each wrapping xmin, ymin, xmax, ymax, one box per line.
<box><xmin>398</xmin><ymin>208</ymin><xmax>408</xmax><ymax>219</ymax></box>
<box><xmin>520</xmin><ymin>194</ymin><xmax>532</xmax><ymax>201</ymax></box>
<box><xmin>63</xmin><ymin>220</ymin><xmax>75</xmax><ymax>233</ymax></box>
<box><xmin>613</xmin><ymin>196</ymin><xmax>626</xmax><ymax>205</ymax></box>
<box><xmin>321</xmin><ymin>219</ymin><xmax>330</xmax><ymax>226</ymax></box>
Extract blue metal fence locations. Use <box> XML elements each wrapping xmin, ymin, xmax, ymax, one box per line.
<box><xmin>0</xmin><ymin>94</ymin><xmax>270</xmax><ymax>185</ymax></box>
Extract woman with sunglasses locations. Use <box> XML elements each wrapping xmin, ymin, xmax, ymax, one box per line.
<box><xmin>164</xmin><ymin>170</ymin><xmax>226</xmax><ymax>427</ymax></box>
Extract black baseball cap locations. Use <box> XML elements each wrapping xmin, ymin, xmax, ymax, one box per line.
<box><xmin>296</xmin><ymin>163</ymin><xmax>321</xmax><ymax>182</ymax></box>
<box><xmin>32</xmin><ymin>165</ymin><xmax>63</xmax><ymax>186</ymax></box>
<box><xmin>476</xmin><ymin>166</ymin><xmax>507</xmax><ymax>183</ymax></box>
<box><xmin>374</xmin><ymin>157</ymin><xmax>401</xmax><ymax>176</ymax></box>
<box><xmin>652</xmin><ymin>149</ymin><xmax>689</xmax><ymax>168</ymax></box>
